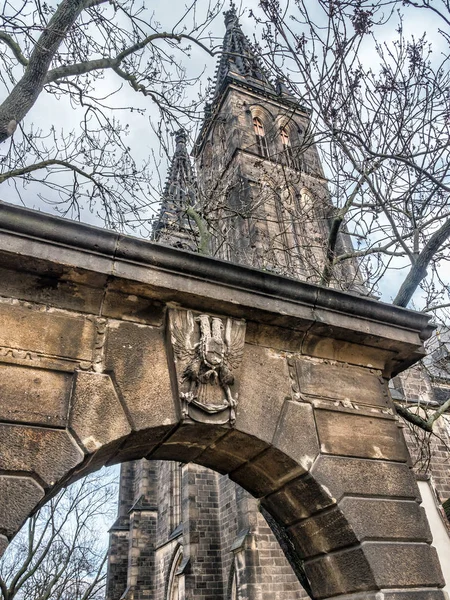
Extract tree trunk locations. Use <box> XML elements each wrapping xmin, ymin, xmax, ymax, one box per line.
<box><xmin>393</xmin><ymin>217</ymin><xmax>450</xmax><ymax>307</ymax></box>
<box><xmin>0</xmin><ymin>0</ymin><xmax>85</xmax><ymax>144</ymax></box>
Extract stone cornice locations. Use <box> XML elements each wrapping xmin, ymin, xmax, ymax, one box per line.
<box><xmin>0</xmin><ymin>201</ymin><xmax>434</xmax><ymax>375</ymax></box>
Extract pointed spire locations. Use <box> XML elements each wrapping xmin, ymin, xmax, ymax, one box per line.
<box><xmin>212</xmin><ymin>3</ymin><xmax>275</xmax><ymax>98</ymax></box>
<box><xmin>152</xmin><ymin>129</ymin><xmax>199</xmax><ymax>251</ymax></box>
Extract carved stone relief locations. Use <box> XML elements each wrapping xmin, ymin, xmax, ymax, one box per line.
<box><xmin>168</xmin><ymin>309</ymin><xmax>246</xmax><ymax>425</ymax></box>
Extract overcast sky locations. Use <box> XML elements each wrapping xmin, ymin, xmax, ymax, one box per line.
<box><xmin>0</xmin><ymin>0</ymin><xmax>447</xmax><ymax>307</ymax></box>
<box><xmin>0</xmin><ymin>0</ymin><xmax>442</xmax><ymax>227</ymax></box>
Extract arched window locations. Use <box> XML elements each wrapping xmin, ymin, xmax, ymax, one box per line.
<box><xmin>280</xmin><ymin>127</ymin><xmax>294</xmax><ymax>166</ymax></box>
<box><xmin>167</xmin><ymin>548</ymin><xmax>184</xmax><ymax>600</ymax></box>
<box><xmin>253</xmin><ymin>117</ymin><xmax>269</xmax><ymax>158</ymax></box>
<box><xmin>228</xmin><ymin>562</ymin><xmax>238</xmax><ymax>600</ymax></box>
<box><xmin>230</xmin><ymin>570</ymin><xmax>237</xmax><ymax>600</ymax></box>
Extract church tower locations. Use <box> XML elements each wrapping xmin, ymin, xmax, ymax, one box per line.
<box><xmin>152</xmin><ymin>129</ymin><xmax>199</xmax><ymax>252</ymax></box>
<box><xmin>193</xmin><ymin>5</ymin><xmax>329</xmax><ymax>281</ymax></box>
<box><xmin>105</xmin><ymin>7</ymin><xmax>359</xmax><ymax>600</ymax></box>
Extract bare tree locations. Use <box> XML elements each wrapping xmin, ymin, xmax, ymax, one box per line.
<box><xmin>169</xmin><ymin>1</ymin><xmax>449</xmax><ymax>434</ymax></box>
<box><xmin>0</xmin><ymin>471</ymin><xmax>117</xmax><ymax>600</ymax></box>
<box><xmin>0</xmin><ymin>0</ymin><xmax>221</xmax><ymax>230</ymax></box>
<box><xmin>254</xmin><ymin>0</ymin><xmax>450</xmax><ymax>311</ymax></box>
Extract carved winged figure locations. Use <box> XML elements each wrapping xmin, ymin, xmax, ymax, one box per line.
<box><xmin>170</xmin><ymin>310</ymin><xmax>245</xmax><ymax>424</ymax></box>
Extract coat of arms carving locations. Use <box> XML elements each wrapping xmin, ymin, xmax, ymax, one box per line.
<box><xmin>168</xmin><ymin>309</ymin><xmax>246</xmax><ymax>425</ymax></box>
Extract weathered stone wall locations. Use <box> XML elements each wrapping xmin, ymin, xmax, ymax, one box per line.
<box><xmin>0</xmin><ymin>202</ymin><xmax>446</xmax><ymax>600</ymax></box>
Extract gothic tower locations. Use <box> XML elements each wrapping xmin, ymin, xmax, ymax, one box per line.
<box><xmin>152</xmin><ymin>129</ymin><xmax>199</xmax><ymax>252</ymax></box>
<box><xmin>105</xmin><ymin>7</ymin><xmax>375</xmax><ymax>600</ymax></box>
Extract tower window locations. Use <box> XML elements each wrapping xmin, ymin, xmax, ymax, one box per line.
<box><xmin>253</xmin><ymin>117</ymin><xmax>269</xmax><ymax>158</ymax></box>
<box><xmin>280</xmin><ymin>127</ymin><xmax>295</xmax><ymax>167</ymax></box>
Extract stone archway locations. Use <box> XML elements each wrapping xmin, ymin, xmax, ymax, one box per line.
<box><xmin>0</xmin><ymin>203</ymin><xmax>446</xmax><ymax>599</ymax></box>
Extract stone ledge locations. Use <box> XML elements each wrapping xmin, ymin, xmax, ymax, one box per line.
<box><xmin>0</xmin><ymin>202</ymin><xmax>434</xmax><ymax>378</ymax></box>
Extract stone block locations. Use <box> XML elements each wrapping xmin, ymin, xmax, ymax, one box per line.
<box><xmin>69</xmin><ymin>371</ymin><xmax>132</xmax><ymax>453</ymax></box>
<box><xmin>0</xmin><ymin>424</ymin><xmax>84</xmax><ymax>486</ymax></box>
<box><xmin>272</xmin><ymin>400</ymin><xmax>319</xmax><ymax>471</ymax></box>
<box><xmin>151</xmin><ymin>423</ymin><xmax>228</xmax><ymax>462</ymax></box>
<box><xmin>102</xmin><ymin>291</ymin><xmax>165</xmax><ymax>326</ymax></box>
<box><xmin>300</xmin><ymin>334</ymin><xmax>390</xmax><ymax>370</ymax></box>
<box><xmin>230</xmin><ymin>447</ymin><xmax>304</xmax><ymax>498</ymax></box>
<box><xmin>104</xmin><ymin>321</ymin><xmax>176</xmax><ymax>431</ymax></box>
<box><xmin>289</xmin><ymin>506</ymin><xmax>357</xmax><ymax>558</ymax></box>
<box><xmin>362</xmin><ymin>541</ymin><xmax>445</xmax><ymax>589</ymax></box>
<box><xmin>194</xmin><ymin>430</ymin><xmax>268</xmax><ymax>474</ymax></box>
<box><xmin>0</xmin><ymin>364</ymin><xmax>71</xmax><ymax>426</ymax></box>
<box><xmin>369</xmin><ymin>593</ymin><xmax>447</xmax><ymax>600</ymax></box>
<box><xmin>295</xmin><ymin>359</ymin><xmax>388</xmax><ymax>408</ymax></box>
<box><xmin>245</xmin><ymin>322</ymin><xmax>309</xmax><ymax>351</ymax></box>
<box><xmin>0</xmin><ymin>534</ymin><xmax>7</xmax><ymax>557</ymax></box>
<box><xmin>311</xmin><ymin>455</ymin><xmax>420</xmax><ymax>502</ymax></box>
<box><xmin>340</xmin><ymin>497</ymin><xmax>432</xmax><ymax>542</ymax></box>
<box><xmin>304</xmin><ymin>545</ymin><xmax>376</xmax><ymax>598</ymax></box>
<box><xmin>235</xmin><ymin>345</ymin><xmax>291</xmax><ymax>444</ymax></box>
<box><xmin>107</xmin><ymin>426</ymin><xmax>174</xmax><ymax>465</ymax></box>
<box><xmin>0</xmin><ymin>258</ymin><xmax>106</xmax><ymax>314</ymax></box>
<box><xmin>0</xmin><ymin>302</ymin><xmax>95</xmax><ymax>363</ymax></box>
<box><xmin>314</xmin><ymin>409</ymin><xmax>409</xmax><ymax>462</ymax></box>
<box><xmin>313</xmin><ymin>592</ymin><xmax>447</xmax><ymax>600</ymax></box>
<box><xmin>260</xmin><ymin>473</ymin><xmax>335</xmax><ymax>526</ymax></box>
<box><xmin>0</xmin><ymin>475</ymin><xmax>44</xmax><ymax>538</ymax></box>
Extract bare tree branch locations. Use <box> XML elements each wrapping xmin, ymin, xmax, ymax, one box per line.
<box><xmin>0</xmin><ymin>32</ymin><xmax>27</xmax><ymax>66</ymax></box>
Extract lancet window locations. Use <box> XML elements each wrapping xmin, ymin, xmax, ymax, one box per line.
<box><xmin>280</xmin><ymin>127</ymin><xmax>295</xmax><ymax>167</ymax></box>
<box><xmin>167</xmin><ymin>548</ymin><xmax>183</xmax><ymax>600</ymax></box>
<box><xmin>253</xmin><ymin>117</ymin><xmax>269</xmax><ymax>158</ymax></box>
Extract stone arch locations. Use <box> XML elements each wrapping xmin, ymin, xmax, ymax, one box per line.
<box><xmin>1</xmin><ymin>368</ymin><xmax>442</xmax><ymax>599</ymax></box>
<box><xmin>0</xmin><ymin>205</ymin><xmax>445</xmax><ymax>600</ymax></box>
<box><xmin>248</xmin><ymin>104</ymin><xmax>276</xmax><ymax>153</ymax></box>
<box><xmin>248</xmin><ymin>103</ymin><xmax>274</xmax><ymax>124</ymax></box>
<box><xmin>166</xmin><ymin>544</ymin><xmax>184</xmax><ymax>600</ymax></box>
<box><xmin>275</xmin><ymin>114</ymin><xmax>297</xmax><ymax>145</ymax></box>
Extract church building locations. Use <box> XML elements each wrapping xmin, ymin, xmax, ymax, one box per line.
<box><xmin>105</xmin><ymin>7</ymin><xmax>450</xmax><ymax>599</ymax></box>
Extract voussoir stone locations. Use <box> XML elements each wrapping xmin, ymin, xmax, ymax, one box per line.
<box><xmin>0</xmin><ymin>424</ymin><xmax>84</xmax><ymax>486</ymax></box>
<box><xmin>260</xmin><ymin>473</ymin><xmax>335</xmax><ymax>526</ymax></box>
<box><xmin>304</xmin><ymin>545</ymin><xmax>376</xmax><ymax>599</ymax></box>
<box><xmin>311</xmin><ymin>455</ymin><xmax>420</xmax><ymax>502</ymax></box>
<box><xmin>339</xmin><ymin>497</ymin><xmax>432</xmax><ymax>542</ymax></box>
<box><xmin>104</xmin><ymin>320</ymin><xmax>176</xmax><ymax>431</ymax></box>
<box><xmin>230</xmin><ymin>446</ymin><xmax>304</xmax><ymax>498</ymax></box>
<box><xmin>236</xmin><ymin>344</ymin><xmax>291</xmax><ymax>444</ymax></box>
<box><xmin>362</xmin><ymin>541</ymin><xmax>445</xmax><ymax>589</ymax></box>
<box><xmin>195</xmin><ymin>429</ymin><xmax>269</xmax><ymax>474</ymax></box>
<box><xmin>69</xmin><ymin>371</ymin><xmax>131</xmax><ymax>453</ymax></box>
<box><xmin>288</xmin><ymin>506</ymin><xmax>357</xmax><ymax>558</ymax></box>
<box><xmin>272</xmin><ymin>400</ymin><xmax>319</xmax><ymax>471</ymax></box>
<box><xmin>0</xmin><ymin>476</ymin><xmax>44</xmax><ymax>538</ymax></box>
<box><xmin>314</xmin><ymin>409</ymin><xmax>409</xmax><ymax>461</ymax></box>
